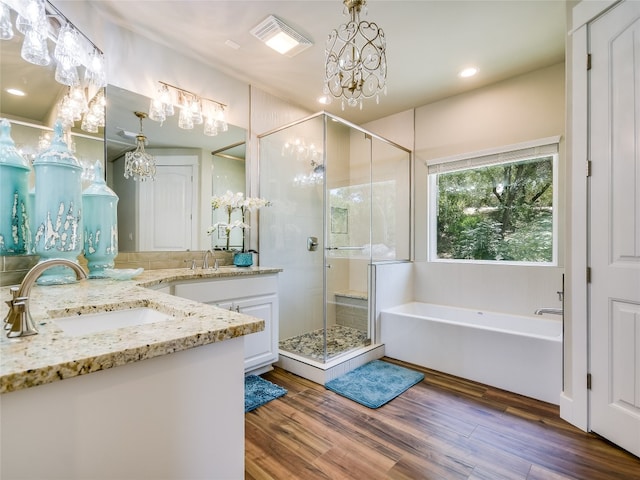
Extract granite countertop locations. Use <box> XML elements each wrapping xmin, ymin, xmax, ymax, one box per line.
<box><xmin>0</xmin><ymin>266</ymin><xmax>281</xmax><ymax>394</ymax></box>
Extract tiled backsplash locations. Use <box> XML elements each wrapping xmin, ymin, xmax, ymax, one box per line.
<box><xmin>0</xmin><ymin>250</ymin><xmax>236</xmax><ymax>287</ymax></box>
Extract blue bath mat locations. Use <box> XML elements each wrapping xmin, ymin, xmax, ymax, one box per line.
<box><xmin>245</xmin><ymin>375</ymin><xmax>287</xmax><ymax>413</ymax></box>
<box><xmin>325</xmin><ymin>360</ymin><xmax>424</xmax><ymax>409</ymax></box>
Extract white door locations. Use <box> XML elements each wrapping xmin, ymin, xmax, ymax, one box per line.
<box><xmin>589</xmin><ymin>0</ymin><xmax>640</xmax><ymax>457</ymax></box>
<box><xmin>138</xmin><ymin>162</ymin><xmax>196</xmax><ymax>251</ymax></box>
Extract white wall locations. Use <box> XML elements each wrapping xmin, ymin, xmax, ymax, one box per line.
<box><xmin>365</xmin><ymin>63</ymin><xmax>566</xmax><ymax>317</ymax></box>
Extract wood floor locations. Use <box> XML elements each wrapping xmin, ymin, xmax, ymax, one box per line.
<box><xmin>245</xmin><ymin>358</ymin><xmax>640</xmax><ymax>480</ymax></box>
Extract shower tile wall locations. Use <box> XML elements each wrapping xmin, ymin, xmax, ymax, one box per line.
<box><xmin>335</xmin><ymin>292</ymin><xmax>368</xmax><ymax>331</ymax></box>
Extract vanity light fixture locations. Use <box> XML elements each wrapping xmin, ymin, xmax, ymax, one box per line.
<box><xmin>124</xmin><ymin>111</ymin><xmax>156</xmax><ymax>182</ymax></box>
<box><xmin>3</xmin><ymin>0</ymin><xmax>106</xmax><ymax>135</ymax></box>
<box><xmin>324</xmin><ymin>0</ymin><xmax>387</xmax><ymax>110</ymax></box>
<box><xmin>250</xmin><ymin>15</ymin><xmax>312</xmax><ymax>57</ymax></box>
<box><xmin>148</xmin><ymin>81</ymin><xmax>228</xmax><ymax>137</ymax></box>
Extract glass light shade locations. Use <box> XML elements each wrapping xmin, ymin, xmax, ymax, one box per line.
<box><xmin>0</xmin><ymin>2</ymin><xmax>13</xmax><ymax>40</ymax></box>
<box><xmin>54</xmin><ymin>61</ymin><xmax>79</xmax><ymax>86</ymax></box>
<box><xmin>54</xmin><ymin>23</ymin><xmax>81</xmax><ymax>68</ymax></box>
<box><xmin>178</xmin><ymin>105</ymin><xmax>194</xmax><ymax>129</ymax></box>
<box><xmin>203</xmin><ymin>116</ymin><xmax>218</xmax><ymax>136</ymax></box>
<box><xmin>84</xmin><ymin>49</ymin><xmax>107</xmax><ymax>89</ymax></box>
<box><xmin>148</xmin><ymin>97</ymin><xmax>166</xmax><ymax>123</ymax></box>
<box><xmin>81</xmin><ymin>110</ymin><xmax>99</xmax><ymax>133</ymax></box>
<box><xmin>21</xmin><ymin>29</ymin><xmax>50</xmax><ymax>66</ymax></box>
<box><xmin>15</xmin><ymin>0</ymin><xmax>45</xmax><ymax>34</ymax></box>
<box><xmin>191</xmin><ymin>98</ymin><xmax>203</xmax><ymax>125</ymax></box>
<box><xmin>68</xmin><ymin>85</ymin><xmax>88</xmax><ymax>119</ymax></box>
<box><xmin>160</xmin><ymin>85</ymin><xmax>175</xmax><ymax>116</ymax></box>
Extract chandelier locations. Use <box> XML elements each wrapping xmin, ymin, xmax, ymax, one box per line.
<box><xmin>324</xmin><ymin>0</ymin><xmax>387</xmax><ymax>110</ymax></box>
<box><xmin>124</xmin><ymin>112</ymin><xmax>156</xmax><ymax>182</ymax></box>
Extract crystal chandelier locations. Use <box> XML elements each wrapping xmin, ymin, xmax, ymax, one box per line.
<box><xmin>124</xmin><ymin>112</ymin><xmax>156</xmax><ymax>181</ymax></box>
<box><xmin>324</xmin><ymin>0</ymin><xmax>387</xmax><ymax>110</ymax></box>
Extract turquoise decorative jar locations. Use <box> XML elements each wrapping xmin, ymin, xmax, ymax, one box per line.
<box><xmin>0</xmin><ymin>118</ymin><xmax>32</xmax><ymax>255</ymax></box>
<box><xmin>32</xmin><ymin>121</ymin><xmax>83</xmax><ymax>284</ymax></box>
<box><xmin>82</xmin><ymin>161</ymin><xmax>118</xmax><ymax>278</ymax></box>
<box><xmin>233</xmin><ymin>251</ymin><xmax>253</xmax><ymax>267</ymax></box>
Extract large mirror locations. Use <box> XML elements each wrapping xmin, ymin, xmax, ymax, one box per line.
<box><xmin>105</xmin><ymin>86</ymin><xmax>247</xmax><ymax>252</ymax></box>
<box><xmin>0</xmin><ymin>0</ymin><xmax>105</xmax><ymax>257</ymax></box>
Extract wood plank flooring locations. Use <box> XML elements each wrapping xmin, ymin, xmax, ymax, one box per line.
<box><xmin>245</xmin><ymin>358</ymin><xmax>640</xmax><ymax>479</ymax></box>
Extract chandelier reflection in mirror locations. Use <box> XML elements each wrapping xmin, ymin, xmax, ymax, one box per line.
<box><xmin>148</xmin><ymin>81</ymin><xmax>228</xmax><ymax>137</ymax></box>
<box><xmin>1</xmin><ymin>0</ymin><xmax>107</xmax><ymax>133</ymax></box>
<box><xmin>124</xmin><ymin>112</ymin><xmax>156</xmax><ymax>182</ymax></box>
<box><xmin>324</xmin><ymin>0</ymin><xmax>387</xmax><ymax>110</ymax></box>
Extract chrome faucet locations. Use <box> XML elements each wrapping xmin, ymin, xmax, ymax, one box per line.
<box><xmin>534</xmin><ymin>307</ymin><xmax>563</xmax><ymax>316</ymax></box>
<box><xmin>4</xmin><ymin>259</ymin><xmax>87</xmax><ymax>338</ymax></box>
<box><xmin>203</xmin><ymin>249</ymin><xmax>213</xmax><ymax>269</ymax></box>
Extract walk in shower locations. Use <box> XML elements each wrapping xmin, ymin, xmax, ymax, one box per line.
<box><xmin>258</xmin><ymin>113</ymin><xmax>411</xmax><ymax>381</ymax></box>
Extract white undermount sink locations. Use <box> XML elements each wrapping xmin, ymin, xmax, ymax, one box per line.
<box><xmin>53</xmin><ymin>307</ymin><xmax>173</xmax><ymax>337</ymax></box>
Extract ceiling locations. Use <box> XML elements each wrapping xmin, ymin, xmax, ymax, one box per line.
<box><xmin>87</xmin><ymin>0</ymin><xmax>568</xmax><ymax>126</ymax></box>
<box><xmin>0</xmin><ymin>1</ymin><xmax>567</xmax><ymax>160</ymax></box>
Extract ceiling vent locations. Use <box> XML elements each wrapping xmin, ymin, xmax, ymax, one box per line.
<box><xmin>250</xmin><ymin>15</ymin><xmax>312</xmax><ymax>57</ymax></box>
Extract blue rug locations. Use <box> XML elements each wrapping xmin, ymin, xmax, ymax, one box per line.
<box><xmin>325</xmin><ymin>360</ymin><xmax>424</xmax><ymax>409</ymax></box>
<box><xmin>245</xmin><ymin>375</ymin><xmax>287</xmax><ymax>413</ymax></box>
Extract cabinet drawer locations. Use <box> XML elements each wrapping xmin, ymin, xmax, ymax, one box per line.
<box><xmin>173</xmin><ymin>275</ymin><xmax>278</xmax><ymax>304</ymax></box>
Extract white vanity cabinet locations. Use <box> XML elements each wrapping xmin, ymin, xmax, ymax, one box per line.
<box><xmin>172</xmin><ymin>273</ymin><xmax>279</xmax><ymax>374</ymax></box>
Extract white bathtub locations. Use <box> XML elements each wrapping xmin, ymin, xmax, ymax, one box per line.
<box><xmin>380</xmin><ymin>302</ymin><xmax>562</xmax><ymax>404</ymax></box>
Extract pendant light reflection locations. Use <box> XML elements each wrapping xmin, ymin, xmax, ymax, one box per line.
<box><xmin>124</xmin><ymin>111</ymin><xmax>156</xmax><ymax>182</ymax></box>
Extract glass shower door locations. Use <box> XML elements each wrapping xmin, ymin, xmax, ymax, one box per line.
<box><xmin>324</xmin><ymin>120</ymin><xmax>372</xmax><ymax>361</ymax></box>
<box><xmin>259</xmin><ymin>114</ymin><xmax>327</xmax><ymax>362</ymax></box>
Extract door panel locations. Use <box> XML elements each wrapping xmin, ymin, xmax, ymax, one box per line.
<box><xmin>589</xmin><ymin>0</ymin><xmax>640</xmax><ymax>457</ymax></box>
<box><xmin>139</xmin><ymin>161</ymin><xmax>195</xmax><ymax>251</ymax></box>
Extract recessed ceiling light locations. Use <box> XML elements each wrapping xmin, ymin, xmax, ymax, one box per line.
<box><xmin>459</xmin><ymin>67</ymin><xmax>479</xmax><ymax>78</ymax></box>
<box><xmin>6</xmin><ymin>88</ymin><xmax>26</xmax><ymax>96</ymax></box>
<box><xmin>317</xmin><ymin>95</ymin><xmax>331</xmax><ymax>105</ymax></box>
<box><xmin>250</xmin><ymin>15</ymin><xmax>312</xmax><ymax>57</ymax></box>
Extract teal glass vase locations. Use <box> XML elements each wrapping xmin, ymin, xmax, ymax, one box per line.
<box><xmin>32</xmin><ymin>121</ymin><xmax>84</xmax><ymax>285</ymax></box>
<box><xmin>83</xmin><ymin>161</ymin><xmax>119</xmax><ymax>278</ymax></box>
<box><xmin>233</xmin><ymin>251</ymin><xmax>253</xmax><ymax>267</ymax></box>
<box><xmin>0</xmin><ymin>119</ymin><xmax>32</xmax><ymax>255</ymax></box>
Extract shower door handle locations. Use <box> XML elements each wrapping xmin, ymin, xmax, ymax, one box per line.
<box><xmin>307</xmin><ymin>236</ymin><xmax>318</xmax><ymax>251</ymax></box>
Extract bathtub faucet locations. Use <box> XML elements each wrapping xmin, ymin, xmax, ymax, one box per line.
<box><xmin>534</xmin><ymin>307</ymin><xmax>563</xmax><ymax>316</ymax></box>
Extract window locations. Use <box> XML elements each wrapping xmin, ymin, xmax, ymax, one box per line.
<box><xmin>428</xmin><ymin>139</ymin><xmax>559</xmax><ymax>264</ymax></box>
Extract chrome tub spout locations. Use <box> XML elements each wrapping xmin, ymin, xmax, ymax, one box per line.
<box><xmin>534</xmin><ymin>307</ymin><xmax>563</xmax><ymax>316</ymax></box>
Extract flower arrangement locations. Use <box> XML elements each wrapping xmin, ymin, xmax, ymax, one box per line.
<box><xmin>207</xmin><ymin>190</ymin><xmax>271</xmax><ymax>252</ymax></box>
